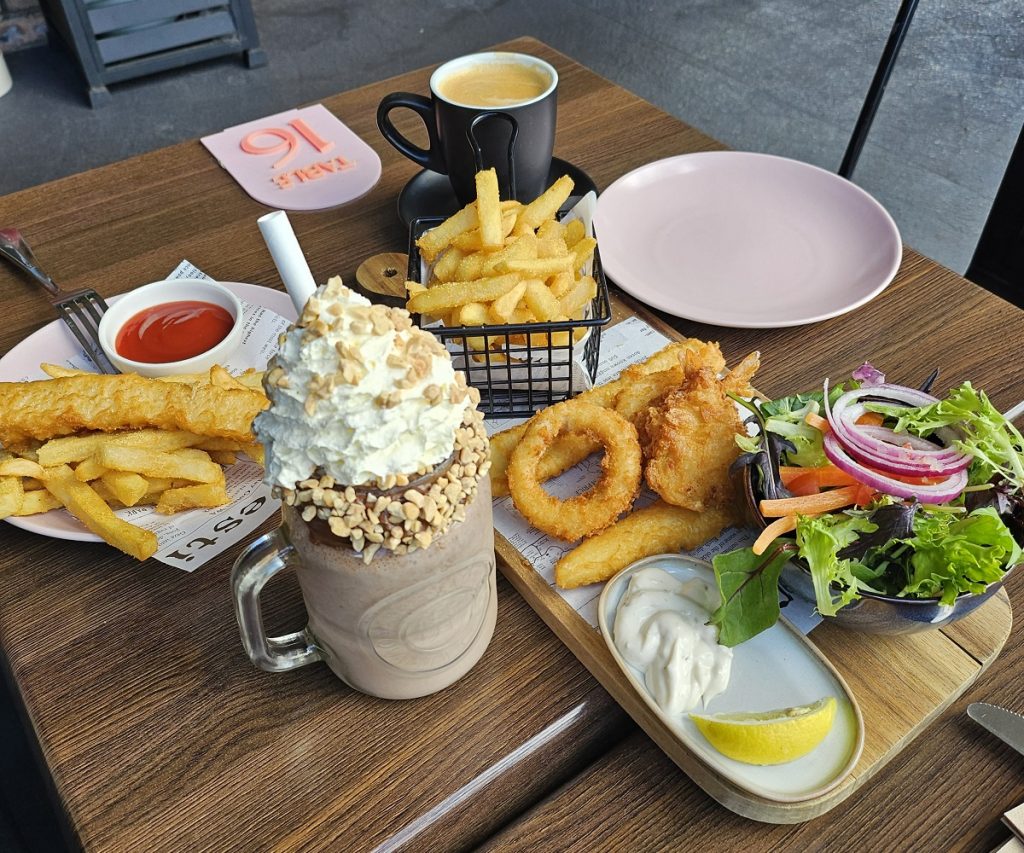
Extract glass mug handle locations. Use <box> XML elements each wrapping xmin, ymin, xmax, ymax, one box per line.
<box><xmin>231</xmin><ymin>529</ymin><xmax>323</xmax><ymax>672</ymax></box>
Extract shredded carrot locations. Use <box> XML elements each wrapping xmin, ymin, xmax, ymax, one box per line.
<box><xmin>780</xmin><ymin>465</ymin><xmax>858</xmax><ymax>488</ymax></box>
<box><xmin>856</xmin><ymin>411</ymin><xmax>885</xmax><ymax>427</ymax></box>
<box><xmin>752</xmin><ymin>515</ymin><xmax>800</xmax><ymax>555</ymax></box>
<box><xmin>804</xmin><ymin>412</ymin><xmax>830</xmax><ymax>432</ymax></box>
<box><xmin>787</xmin><ymin>472</ymin><xmax>821</xmax><ymax>497</ymax></box>
<box><xmin>852</xmin><ymin>483</ymin><xmax>876</xmax><ymax>506</ymax></box>
<box><xmin>759</xmin><ymin>484</ymin><xmax>874</xmax><ymax>518</ymax></box>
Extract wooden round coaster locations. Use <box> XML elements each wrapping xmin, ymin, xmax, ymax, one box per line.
<box><xmin>354</xmin><ymin>252</ymin><xmax>408</xmax><ymax>303</ymax></box>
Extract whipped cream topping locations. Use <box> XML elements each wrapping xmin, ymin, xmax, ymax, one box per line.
<box><xmin>255</xmin><ymin>276</ymin><xmax>476</xmax><ymax>488</ymax></box>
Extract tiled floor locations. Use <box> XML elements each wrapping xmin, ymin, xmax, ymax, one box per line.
<box><xmin>0</xmin><ymin>1</ymin><xmax>1021</xmax><ymax>848</ymax></box>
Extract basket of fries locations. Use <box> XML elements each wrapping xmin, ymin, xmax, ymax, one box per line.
<box><xmin>405</xmin><ymin>170</ymin><xmax>612</xmax><ymax>418</ymax></box>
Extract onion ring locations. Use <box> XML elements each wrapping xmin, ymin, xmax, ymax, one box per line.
<box><xmin>507</xmin><ymin>400</ymin><xmax>642</xmax><ymax>540</ymax></box>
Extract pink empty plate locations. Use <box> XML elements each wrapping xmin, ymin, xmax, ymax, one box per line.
<box><xmin>594</xmin><ymin>152</ymin><xmax>902</xmax><ymax>328</ymax></box>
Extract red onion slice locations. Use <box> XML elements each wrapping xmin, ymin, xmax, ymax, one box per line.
<box><xmin>823</xmin><ymin>433</ymin><xmax>968</xmax><ymax>503</ymax></box>
<box><xmin>823</xmin><ymin>379</ymin><xmax>971</xmax><ymax>477</ymax></box>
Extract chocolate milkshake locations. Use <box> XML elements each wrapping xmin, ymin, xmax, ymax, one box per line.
<box><xmin>233</xmin><ymin>276</ymin><xmax>495</xmax><ymax>699</ymax></box>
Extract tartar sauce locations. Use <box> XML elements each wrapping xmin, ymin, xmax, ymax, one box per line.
<box><xmin>613</xmin><ymin>566</ymin><xmax>733</xmax><ymax>716</ymax></box>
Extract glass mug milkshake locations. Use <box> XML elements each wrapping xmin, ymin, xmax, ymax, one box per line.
<box><xmin>232</xmin><ymin>277</ymin><xmax>496</xmax><ymax>699</ymax></box>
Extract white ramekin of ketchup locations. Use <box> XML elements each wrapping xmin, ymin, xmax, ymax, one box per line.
<box><xmin>98</xmin><ymin>279</ymin><xmax>244</xmax><ymax>377</ymax></box>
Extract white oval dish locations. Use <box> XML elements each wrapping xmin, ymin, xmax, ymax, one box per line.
<box><xmin>598</xmin><ymin>553</ymin><xmax>864</xmax><ymax>803</ymax></box>
<box><xmin>97</xmin><ymin>278</ymin><xmax>244</xmax><ymax>377</ymax></box>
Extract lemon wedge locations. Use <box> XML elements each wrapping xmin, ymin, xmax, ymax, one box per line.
<box><xmin>689</xmin><ymin>696</ymin><xmax>837</xmax><ymax>765</ymax></box>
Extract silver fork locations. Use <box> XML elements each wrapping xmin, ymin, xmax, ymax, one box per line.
<box><xmin>0</xmin><ymin>227</ymin><xmax>118</xmax><ymax>374</ymax></box>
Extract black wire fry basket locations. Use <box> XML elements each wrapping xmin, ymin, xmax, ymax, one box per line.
<box><xmin>407</xmin><ymin>215</ymin><xmax>612</xmax><ymax>418</ymax></box>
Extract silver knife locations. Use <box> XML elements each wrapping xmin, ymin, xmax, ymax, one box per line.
<box><xmin>968</xmin><ymin>703</ymin><xmax>1024</xmax><ymax>756</ymax></box>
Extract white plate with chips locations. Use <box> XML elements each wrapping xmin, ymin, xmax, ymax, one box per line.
<box><xmin>594</xmin><ymin>152</ymin><xmax>902</xmax><ymax>328</ymax></box>
<box><xmin>0</xmin><ymin>281</ymin><xmax>295</xmax><ymax>541</ymax></box>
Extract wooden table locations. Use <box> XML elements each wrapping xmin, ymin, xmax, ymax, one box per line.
<box><xmin>1</xmin><ymin>37</ymin><xmax>1022</xmax><ymax>853</ymax></box>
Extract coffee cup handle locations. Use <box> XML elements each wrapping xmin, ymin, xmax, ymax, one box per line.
<box><xmin>231</xmin><ymin>529</ymin><xmax>323</xmax><ymax>672</ymax></box>
<box><xmin>376</xmin><ymin>92</ymin><xmax>445</xmax><ymax>173</ymax></box>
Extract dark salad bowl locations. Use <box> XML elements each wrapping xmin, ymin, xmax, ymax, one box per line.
<box><xmin>739</xmin><ymin>465</ymin><xmax>1018</xmax><ymax>634</ymax></box>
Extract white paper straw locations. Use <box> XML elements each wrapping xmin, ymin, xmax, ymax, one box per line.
<box><xmin>1003</xmin><ymin>399</ymin><xmax>1024</xmax><ymax>424</ymax></box>
<box><xmin>257</xmin><ymin>210</ymin><xmax>317</xmax><ymax>315</ymax></box>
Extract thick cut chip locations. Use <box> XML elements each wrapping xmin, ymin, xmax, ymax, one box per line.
<box><xmin>0</xmin><ymin>458</ymin><xmax>44</xmax><ymax>479</ymax></box>
<box><xmin>524</xmin><ymin>280</ymin><xmax>561</xmax><ymax>322</ymax></box>
<box><xmin>455</xmin><ymin>252</ymin><xmax>487</xmax><ymax>282</ymax></box>
<box><xmin>97</xmin><ymin>445</ymin><xmax>222</xmax><ymax>483</ymax></box>
<box><xmin>38</xmin><ymin>429</ymin><xmax>204</xmax><ymax>466</ymax></box>
<box><xmin>515</xmin><ymin>175</ymin><xmax>574</xmax><ymax>232</ymax></box>
<box><xmin>571</xmin><ymin>236</ymin><xmax>598</xmax><ymax>273</ymax></box>
<box><xmin>432</xmin><ymin>247</ymin><xmax>465</xmax><ymax>283</ymax></box>
<box><xmin>537</xmin><ymin>236</ymin><xmax>569</xmax><ymax>259</ymax></box>
<box><xmin>488</xmin><ymin>280</ymin><xmax>529</xmax><ymax>323</ymax></box>
<box><xmin>563</xmin><ymin>218</ymin><xmax>586</xmax><ymax>248</ymax></box>
<box><xmin>450</xmin><ymin>210</ymin><xmax>518</xmax><ymax>252</ymax></box>
<box><xmin>40</xmin><ymin>364</ymin><xmax>83</xmax><ymax>379</ymax></box>
<box><xmin>554</xmin><ymin>501</ymin><xmax>735</xmax><ymax>588</ymax></box>
<box><xmin>548</xmin><ymin>270</ymin><xmax>574</xmax><ymax>298</ymax></box>
<box><xmin>0</xmin><ymin>477</ymin><xmax>23</xmax><ymax>519</ymax></box>
<box><xmin>496</xmin><ymin>256</ymin><xmax>575</xmax><ymax>278</ymax></box>
<box><xmin>559</xmin><ymin>275</ymin><xmax>598</xmax><ymax>317</ymax></box>
<box><xmin>453</xmin><ymin>302</ymin><xmax>490</xmax><ymax>327</ymax></box>
<box><xmin>41</xmin><ymin>465</ymin><xmax>158</xmax><ymax>561</ymax></box>
<box><xmin>407</xmin><ymin>274</ymin><xmax>519</xmax><ymax>315</ymax></box>
<box><xmin>15</xmin><ymin>489</ymin><xmax>62</xmax><ymax>516</ymax></box>
<box><xmin>481</xmin><ymin>232</ymin><xmax>538</xmax><ymax>277</ymax></box>
<box><xmin>415</xmin><ymin>202</ymin><xmax>478</xmax><ymax>262</ymax></box>
<box><xmin>99</xmin><ymin>470</ymin><xmax>149</xmax><ymax>507</ymax></box>
<box><xmin>475</xmin><ymin>168</ymin><xmax>503</xmax><ymax>249</ymax></box>
<box><xmin>156</xmin><ymin>481</ymin><xmax>230</xmax><ymax>514</ymax></box>
<box><xmin>73</xmin><ymin>456</ymin><xmax>108</xmax><ymax>482</ymax></box>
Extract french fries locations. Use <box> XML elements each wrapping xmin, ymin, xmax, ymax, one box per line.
<box><xmin>406</xmin><ymin>171</ymin><xmax>600</xmax><ymax>358</ymax></box>
<box><xmin>42</xmin><ymin>465</ymin><xmax>158</xmax><ymax>561</ymax></box>
<box><xmin>475</xmin><ymin>168</ymin><xmax>503</xmax><ymax>249</ymax></box>
<box><xmin>0</xmin><ymin>364</ymin><xmax>268</xmax><ymax>560</ymax></box>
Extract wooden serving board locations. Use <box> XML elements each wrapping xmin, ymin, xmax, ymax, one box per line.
<box><xmin>488</xmin><ymin>292</ymin><xmax>1013</xmax><ymax>824</ymax></box>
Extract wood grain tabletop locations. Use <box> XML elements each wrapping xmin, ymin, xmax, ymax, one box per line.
<box><xmin>0</xmin><ymin>37</ymin><xmax>644</xmax><ymax>853</ymax></box>
<box><xmin>2</xmin><ymin>35</ymin><xmax>1023</xmax><ymax>853</ymax></box>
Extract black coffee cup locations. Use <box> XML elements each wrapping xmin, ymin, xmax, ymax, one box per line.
<box><xmin>377</xmin><ymin>51</ymin><xmax>558</xmax><ymax>205</ymax></box>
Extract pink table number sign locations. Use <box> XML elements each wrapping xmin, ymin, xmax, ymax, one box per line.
<box><xmin>201</xmin><ymin>104</ymin><xmax>382</xmax><ymax>211</ymax></box>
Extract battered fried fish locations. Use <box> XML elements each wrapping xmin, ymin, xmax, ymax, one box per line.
<box><xmin>554</xmin><ymin>500</ymin><xmax>736</xmax><ymax>589</ymax></box>
<box><xmin>0</xmin><ymin>374</ymin><xmax>268</xmax><ymax>446</ymax></box>
<box><xmin>635</xmin><ymin>351</ymin><xmax>760</xmax><ymax>512</ymax></box>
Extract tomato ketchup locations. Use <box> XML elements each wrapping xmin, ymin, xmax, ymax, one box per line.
<box><xmin>115</xmin><ymin>300</ymin><xmax>234</xmax><ymax>364</ymax></box>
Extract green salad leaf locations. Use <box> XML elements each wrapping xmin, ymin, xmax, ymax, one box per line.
<box><xmin>758</xmin><ymin>384</ymin><xmax>851</xmax><ymax>467</ymax></box>
<box><xmin>710</xmin><ymin>544</ymin><xmax>794</xmax><ymax>647</ymax></box>
<box><xmin>901</xmin><ymin>507</ymin><xmax>1021</xmax><ymax>605</ymax></box>
<box><xmin>795</xmin><ymin>513</ymin><xmax>877</xmax><ymax>616</ymax></box>
<box><xmin>866</xmin><ymin>381</ymin><xmax>1024</xmax><ymax>490</ymax></box>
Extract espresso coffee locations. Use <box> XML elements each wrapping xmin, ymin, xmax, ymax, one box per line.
<box><xmin>436</xmin><ymin>61</ymin><xmax>551</xmax><ymax>107</ymax></box>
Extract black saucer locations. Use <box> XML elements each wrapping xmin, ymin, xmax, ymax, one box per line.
<box><xmin>397</xmin><ymin>157</ymin><xmax>599</xmax><ymax>225</ymax></box>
